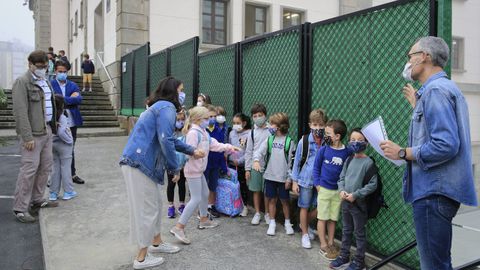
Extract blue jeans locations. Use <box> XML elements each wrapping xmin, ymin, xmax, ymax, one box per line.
<box><xmin>412</xmin><ymin>195</ymin><xmax>460</xmax><ymax>270</ymax></box>
<box><xmin>297</xmin><ymin>186</ymin><xmax>317</xmax><ymax>209</ymax></box>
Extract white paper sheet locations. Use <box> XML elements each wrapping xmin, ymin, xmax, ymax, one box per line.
<box><xmin>361</xmin><ymin>116</ymin><xmax>406</xmax><ymax>167</ymax></box>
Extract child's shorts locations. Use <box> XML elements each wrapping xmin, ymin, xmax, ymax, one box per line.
<box><xmin>317</xmin><ymin>186</ymin><xmax>341</xmax><ymax>221</ymax></box>
<box><xmin>248</xmin><ymin>170</ymin><xmax>264</xmax><ymax>192</ymax></box>
<box><xmin>298</xmin><ymin>186</ymin><xmax>318</xmax><ymax>209</ymax></box>
<box><xmin>83</xmin><ymin>73</ymin><xmax>92</xmax><ymax>83</ymax></box>
<box><xmin>204</xmin><ymin>167</ymin><xmax>220</xmax><ymax>192</ymax></box>
<box><xmin>264</xmin><ymin>179</ymin><xmax>289</xmax><ymax>200</ymax></box>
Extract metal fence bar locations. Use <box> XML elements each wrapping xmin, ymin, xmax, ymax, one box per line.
<box><xmin>369</xmin><ymin>240</ymin><xmax>417</xmax><ymax>270</ymax></box>
<box><xmin>454</xmin><ymin>259</ymin><xmax>480</xmax><ymax>270</ymax></box>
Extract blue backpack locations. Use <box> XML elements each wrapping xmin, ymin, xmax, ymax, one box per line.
<box><xmin>215</xmin><ymin>168</ymin><xmax>244</xmax><ymax>217</ymax></box>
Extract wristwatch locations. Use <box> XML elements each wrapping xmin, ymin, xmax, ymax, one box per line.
<box><xmin>398</xmin><ymin>148</ymin><xmax>407</xmax><ymax>160</ymax></box>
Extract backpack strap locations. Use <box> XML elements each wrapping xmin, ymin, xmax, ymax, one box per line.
<box><xmin>191</xmin><ymin>128</ymin><xmax>210</xmax><ymax>147</ymax></box>
<box><xmin>266</xmin><ymin>135</ymin><xmax>274</xmax><ymax>164</ymax></box>
<box><xmin>344</xmin><ymin>155</ymin><xmax>354</xmax><ymax>171</ymax></box>
<box><xmin>299</xmin><ymin>135</ymin><xmax>310</xmax><ymax>169</ymax></box>
<box><xmin>284</xmin><ymin>135</ymin><xmax>292</xmax><ymax>161</ymax></box>
<box><xmin>362</xmin><ymin>157</ymin><xmax>379</xmax><ymax>186</ymax></box>
<box><xmin>251</xmin><ymin>128</ymin><xmax>255</xmax><ymax>145</ymax></box>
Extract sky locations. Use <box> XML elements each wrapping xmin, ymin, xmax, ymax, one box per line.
<box><xmin>0</xmin><ymin>0</ymin><xmax>34</xmax><ymax>47</ymax></box>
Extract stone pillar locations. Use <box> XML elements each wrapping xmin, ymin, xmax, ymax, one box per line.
<box><xmin>30</xmin><ymin>0</ymin><xmax>52</xmax><ymax>51</ymax></box>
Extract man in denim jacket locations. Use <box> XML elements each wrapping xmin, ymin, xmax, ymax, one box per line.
<box><xmin>381</xmin><ymin>36</ymin><xmax>478</xmax><ymax>270</ymax></box>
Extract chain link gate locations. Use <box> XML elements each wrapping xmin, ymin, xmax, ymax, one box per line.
<box><xmin>120</xmin><ymin>52</ymin><xmax>134</xmax><ymax>116</ymax></box>
<box><xmin>170</xmin><ymin>37</ymin><xmax>199</xmax><ymax>108</ymax></box>
<box><xmin>198</xmin><ymin>44</ymin><xmax>236</xmax><ymax>125</ymax></box>
<box><xmin>148</xmin><ymin>49</ymin><xmax>168</xmax><ymax>96</ymax></box>
<box><xmin>132</xmin><ymin>43</ymin><xmax>150</xmax><ymax>116</ymax></box>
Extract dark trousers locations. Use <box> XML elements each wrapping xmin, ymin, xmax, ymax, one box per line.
<box><xmin>70</xmin><ymin>126</ymin><xmax>77</xmax><ymax>176</ymax></box>
<box><xmin>167</xmin><ymin>170</ymin><xmax>186</xmax><ymax>203</ymax></box>
<box><xmin>340</xmin><ymin>200</ymin><xmax>368</xmax><ymax>264</ymax></box>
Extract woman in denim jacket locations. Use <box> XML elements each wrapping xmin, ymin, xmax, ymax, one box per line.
<box><xmin>120</xmin><ymin>77</ymin><xmax>204</xmax><ymax>269</ymax></box>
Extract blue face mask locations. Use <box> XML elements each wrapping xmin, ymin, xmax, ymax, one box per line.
<box><xmin>208</xmin><ymin>118</ymin><xmax>216</xmax><ymax>126</ymax></box>
<box><xmin>348</xmin><ymin>141</ymin><xmax>368</xmax><ymax>153</ymax></box>
<box><xmin>268</xmin><ymin>127</ymin><xmax>277</xmax><ymax>135</ymax></box>
<box><xmin>56</xmin><ymin>72</ymin><xmax>68</xmax><ymax>81</ymax></box>
<box><xmin>200</xmin><ymin>119</ymin><xmax>209</xmax><ymax>129</ymax></box>
<box><xmin>178</xmin><ymin>92</ymin><xmax>185</xmax><ymax>105</ymax></box>
<box><xmin>175</xmin><ymin>120</ymin><xmax>184</xmax><ymax>130</ymax></box>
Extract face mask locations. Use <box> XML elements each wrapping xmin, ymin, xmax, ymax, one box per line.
<box><xmin>268</xmin><ymin>127</ymin><xmax>277</xmax><ymax>135</ymax></box>
<box><xmin>348</xmin><ymin>141</ymin><xmax>368</xmax><ymax>153</ymax></box>
<box><xmin>197</xmin><ymin>101</ymin><xmax>204</xmax><ymax>107</ymax></box>
<box><xmin>312</xmin><ymin>128</ymin><xmax>325</xmax><ymax>138</ymax></box>
<box><xmin>56</xmin><ymin>72</ymin><xmax>67</xmax><ymax>81</ymax></box>
<box><xmin>253</xmin><ymin>116</ymin><xmax>266</xmax><ymax>127</ymax></box>
<box><xmin>200</xmin><ymin>119</ymin><xmax>209</xmax><ymax>129</ymax></box>
<box><xmin>175</xmin><ymin>120</ymin><xmax>184</xmax><ymax>130</ymax></box>
<box><xmin>402</xmin><ymin>62</ymin><xmax>414</xmax><ymax>82</ymax></box>
<box><xmin>324</xmin><ymin>135</ymin><xmax>332</xmax><ymax>146</ymax></box>
<box><xmin>208</xmin><ymin>118</ymin><xmax>216</xmax><ymax>126</ymax></box>
<box><xmin>178</xmin><ymin>92</ymin><xmax>186</xmax><ymax>106</ymax></box>
<box><xmin>33</xmin><ymin>67</ymin><xmax>47</xmax><ymax>79</ymax></box>
<box><xmin>216</xmin><ymin>115</ymin><xmax>226</xmax><ymax>124</ymax></box>
<box><xmin>233</xmin><ymin>124</ymin><xmax>243</xmax><ymax>132</ymax></box>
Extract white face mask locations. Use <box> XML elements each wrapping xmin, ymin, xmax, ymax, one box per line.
<box><xmin>233</xmin><ymin>124</ymin><xmax>243</xmax><ymax>132</ymax></box>
<box><xmin>33</xmin><ymin>68</ymin><xmax>47</xmax><ymax>79</ymax></box>
<box><xmin>402</xmin><ymin>62</ymin><xmax>414</xmax><ymax>82</ymax></box>
<box><xmin>196</xmin><ymin>101</ymin><xmax>204</xmax><ymax>107</ymax></box>
<box><xmin>216</xmin><ymin>115</ymin><xmax>226</xmax><ymax>124</ymax></box>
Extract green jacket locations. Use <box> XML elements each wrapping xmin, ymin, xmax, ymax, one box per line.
<box><xmin>12</xmin><ymin>71</ymin><xmax>57</xmax><ymax>142</ymax></box>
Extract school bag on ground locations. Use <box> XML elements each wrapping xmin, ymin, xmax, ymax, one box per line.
<box><xmin>215</xmin><ymin>168</ymin><xmax>244</xmax><ymax>217</ymax></box>
<box><xmin>344</xmin><ymin>156</ymin><xmax>388</xmax><ymax>219</ymax></box>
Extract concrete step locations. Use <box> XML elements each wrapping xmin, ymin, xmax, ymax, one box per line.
<box><xmin>0</xmin><ymin>122</ymin><xmax>15</xmax><ymax>128</ymax></box>
<box><xmin>0</xmin><ymin>116</ymin><xmax>14</xmax><ymax>122</ymax></box>
<box><xmin>80</xmin><ymin>91</ymin><xmax>108</xmax><ymax>96</ymax></box>
<box><xmin>82</xmin><ymin>115</ymin><xmax>118</xmax><ymax>121</ymax></box>
<box><xmin>79</xmin><ymin>105</ymin><xmax>113</xmax><ymax>111</ymax></box>
<box><xmin>0</xmin><ymin>110</ymin><xmax>13</xmax><ymax>115</ymax></box>
<box><xmin>81</xmin><ymin>95</ymin><xmax>110</xmax><ymax>100</ymax></box>
<box><xmin>81</xmin><ymin>100</ymin><xmax>112</xmax><ymax>105</ymax></box>
<box><xmin>80</xmin><ymin>110</ymin><xmax>116</xmax><ymax>116</ymax></box>
<box><xmin>82</xmin><ymin>121</ymin><xmax>119</xmax><ymax>127</ymax></box>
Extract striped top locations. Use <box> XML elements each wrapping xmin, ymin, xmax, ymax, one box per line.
<box><xmin>33</xmin><ymin>75</ymin><xmax>53</xmax><ymax>122</ymax></box>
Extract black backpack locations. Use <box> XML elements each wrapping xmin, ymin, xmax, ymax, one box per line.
<box><xmin>344</xmin><ymin>156</ymin><xmax>388</xmax><ymax>219</ymax></box>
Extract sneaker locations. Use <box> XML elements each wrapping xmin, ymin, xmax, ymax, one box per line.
<box><xmin>30</xmin><ymin>200</ymin><xmax>59</xmax><ymax>216</ymax></box>
<box><xmin>169</xmin><ymin>226</ymin><xmax>191</xmax><ymax>245</ymax></box>
<box><xmin>251</xmin><ymin>212</ymin><xmax>261</xmax><ymax>225</ymax></box>
<box><xmin>49</xmin><ymin>192</ymin><xmax>58</xmax><ymax>201</ymax></box>
<box><xmin>207</xmin><ymin>206</ymin><xmax>220</xmax><ymax>218</ymax></box>
<box><xmin>267</xmin><ymin>221</ymin><xmax>276</xmax><ymax>236</ymax></box>
<box><xmin>13</xmin><ymin>211</ymin><xmax>36</xmax><ymax>223</ymax></box>
<box><xmin>62</xmin><ymin>191</ymin><xmax>77</xmax><ymax>200</ymax></box>
<box><xmin>133</xmin><ymin>253</ymin><xmax>164</xmax><ymax>269</ymax></box>
<box><xmin>346</xmin><ymin>261</ymin><xmax>366</xmax><ymax>270</ymax></box>
<box><xmin>178</xmin><ymin>204</ymin><xmax>185</xmax><ymax>214</ymax></box>
<box><xmin>88</xmin><ymin>88</ymin><xmax>92</xmax><ymax>92</ymax></box>
<box><xmin>302</xmin><ymin>234</ymin><xmax>312</xmax><ymax>249</ymax></box>
<box><xmin>198</xmin><ymin>219</ymin><xmax>219</xmax><ymax>229</ymax></box>
<box><xmin>330</xmin><ymin>256</ymin><xmax>350</xmax><ymax>269</ymax></box>
<box><xmin>240</xmin><ymin>205</ymin><xmax>248</xmax><ymax>217</ymax></box>
<box><xmin>167</xmin><ymin>206</ymin><xmax>176</xmax><ymax>218</ymax></box>
<box><xmin>322</xmin><ymin>245</ymin><xmax>339</xmax><ymax>261</ymax></box>
<box><xmin>285</xmin><ymin>223</ymin><xmax>294</xmax><ymax>235</ymax></box>
<box><xmin>148</xmin><ymin>243</ymin><xmax>180</xmax><ymax>254</ymax></box>
<box><xmin>308</xmin><ymin>226</ymin><xmax>317</xmax><ymax>240</ymax></box>
<box><xmin>81</xmin><ymin>88</ymin><xmax>86</xmax><ymax>92</ymax></box>
<box><xmin>72</xmin><ymin>175</ymin><xmax>85</xmax><ymax>184</ymax></box>
<box><xmin>265</xmin><ymin>213</ymin><xmax>271</xmax><ymax>225</ymax></box>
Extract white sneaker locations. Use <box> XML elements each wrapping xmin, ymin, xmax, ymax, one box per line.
<box><xmin>267</xmin><ymin>221</ymin><xmax>276</xmax><ymax>236</ymax></box>
<box><xmin>265</xmin><ymin>213</ymin><xmax>271</xmax><ymax>225</ymax></box>
<box><xmin>285</xmin><ymin>223</ymin><xmax>294</xmax><ymax>235</ymax></box>
<box><xmin>302</xmin><ymin>234</ymin><xmax>312</xmax><ymax>249</ymax></box>
<box><xmin>251</xmin><ymin>212</ymin><xmax>261</xmax><ymax>225</ymax></box>
<box><xmin>240</xmin><ymin>205</ymin><xmax>248</xmax><ymax>217</ymax></box>
<box><xmin>133</xmin><ymin>253</ymin><xmax>164</xmax><ymax>269</ymax></box>
<box><xmin>308</xmin><ymin>226</ymin><xmax>317</xmax><ymax>240</ymax></box>
<box><xmin>148</xmin><ymin>243</ymin><xmax>181</xmax><ymax>254</ymax></box>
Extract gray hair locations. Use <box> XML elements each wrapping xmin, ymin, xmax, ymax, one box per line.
<box><xmin>416</xmin><ymin>36</ymin><xmax>450</xmax><ymax>68</ymax></box>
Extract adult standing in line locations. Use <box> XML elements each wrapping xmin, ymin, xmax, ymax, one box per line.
<box><xmin>12</xmin><ymin>50</ymin><xmax>59</xmax><ymax>223</ymax></box>
<box><xmin>119</xmin><ymin>77</ymin><xmax>205</xmax><ymax>269</ymax></box>
<box><xmin>380</xmin><ymin>36</ymin><xmax>478</xmax><ymax>270</ymax></box>
<box><xmin>50</xmin><ymin>60</ymin><xmax>86</xmax><ymax>185</ymax></box>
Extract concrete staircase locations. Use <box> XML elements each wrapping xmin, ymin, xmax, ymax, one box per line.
<box><xmin>0</xmin><ymin>76</ymin><xmax>119</xmax><ymax>129</ymax></box>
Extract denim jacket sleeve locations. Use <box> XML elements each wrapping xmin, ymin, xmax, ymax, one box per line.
<box><xmin>156</xmin><ymin>106</ymin><xmax>179</xmax><ymax>174</ymax></box>
<box><xmin>291</xmin><ymin>140</ymin><xmax>303</xmax><ymax>183</ymax></box>
<box><xmin>412</xmin><ymin>88</ymin><xmax>460</xmax><ymax>170</ymax></box>
<box><xmin>174</xmin><ymin>138</ymin><xmax>194</xmax><ymax>156</ymax></box>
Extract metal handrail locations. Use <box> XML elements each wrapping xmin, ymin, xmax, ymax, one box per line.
<box><xmin>369</xmin><ymin>240</ymin><xmax>417</xmax><ymax>270</ymax></box>
<box><xmin>454</xmin><ymin>259</ymin><xmax>480</xmax><ymax>270</ymax></box>
<box><xmin>96</xmin><ymin>52</ymin><xmax>117</xmax><ymax>91</ymax></box>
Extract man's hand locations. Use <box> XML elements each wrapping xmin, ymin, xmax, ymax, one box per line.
<box><xmin>193</xmin><ymin>149</ymin><xmax>205</xmax><ymax>159</ymax></box>
<box><xmin>345</xmin><ymin>193</ymin><xmax>356</xmax><ymax>203</ymax></box>
<box><xmin>172</xmin><ymin>173</ymin><xmax>180</xmax><ymax>183</ymax></box>
<box><xmin>23</xmin><ymin>140</ymin><xmax>35</xmax><ymax>151</ymax></box>
<box><xmin>245</xmin><ymin>171</ymin><xmax>251</xmax><ymax>183</ymax></box>
<box><xmin>402</xmin><ymin>83</ymin><xmax>417</xmax><ymax>109</ymax></box>
<box><xmin>380</xmin><ymin>140</ymin><xmax>402</xmax><ymax>160</ymax></box>
<box><xmin>70</xmin><ymin>92</ymin><xmax>80</xmax><ymax>97</ymax></box>
<box><xmin>253</xmin><ymin>161</ymin><xmax>261</xmax><ymax>172</ymax></box>
<box><xmin>285</xmin><ymin>181</ymin><xmax>292</xmax><ymax>190</ymax></box>
<box><xmin>292</xmin><ymin>182</ymin><xmax>299</xmax><ymax>194</ymax></box>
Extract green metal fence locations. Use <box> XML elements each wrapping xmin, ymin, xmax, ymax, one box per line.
<box><xmin>148</xmin><ymin>49</ymin><xmax>168</xmax><ymax>95</ymax></box>
<box><xmin>170</xmin><ymin>37</ymin><xmax>199</xmax><ymax>107</ymax></box>
<box><xmin>132</xmin><ymin>43</ymin><xmax>150</xmax><ymax>116</ymax></box>
<box><xmin>120</xmin><ymin>52</ymin><xmax>133</xmax><ymax>116</ymax></box>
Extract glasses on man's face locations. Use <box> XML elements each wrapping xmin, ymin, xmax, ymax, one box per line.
<box><xmin>407</xmin><ymin>51</ymin><xmax>424</xmax><ymax>60</ymax></box>
<box><xmin>33</xmin><ymin>64</ymin><xmax>48</xmax><ymax>69</ymax></box>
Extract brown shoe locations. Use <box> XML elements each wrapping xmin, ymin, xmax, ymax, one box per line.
<box><xmin>325</xmin><ymin>245</ymin><xmax>339</xmax><ymax>261</ymax></box>
<box><xmin>30</xmin><ymin>200</ymin><xmax>59</xmax><ymax>216</ymax></box>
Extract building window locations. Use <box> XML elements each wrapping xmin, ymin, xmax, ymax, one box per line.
<box><xmin>69</xmin><ymin>19</ymin><xmax>74</xmax><ymax>42</ymax></box>
<box><xmin>245</xmin><ymin>4</ymin><xmax>267</xmax><ymax>38</ymax></box>
<box><xmin>106</xmin><ymin>0</ymin><xmax>111</xmax><ymax>13</ymax></box>
<box><xmin>202</xmin><ymin>0</ymin><xmax>227</xmax><ymax>45</ymax></box>
<box><xmin>452</xmin><ymin>37</ymin><xmax>464</xmax><ymax>71</ymax></box>
<box><xmin>74</xmin><ymin>10</ymin><xmax>78</xmax><ymax>36</ymax></box>
<box><xmin>74</xmin><ymin>58</ymin><xmax>78</xmax><ymax>75</ymax></box>
<box><xmin>79</xmin><ymin>1</ymin><xmax>84</xmax><ymax>28</ymax></box>
<box><xmin>282</xmin><ymin>9</ymin><xmax>304</xmax><ymax>28</ymax></box>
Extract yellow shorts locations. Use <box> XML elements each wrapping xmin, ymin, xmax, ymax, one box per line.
<box><xmin>83</xmin><ymin>73</ymin><xmax>93</xmax><ymax>83</ymax></box>
<box><xmin>316</xmin><ymin>186</ymin><xmax>341</xmax><ymax>221</ymax></box>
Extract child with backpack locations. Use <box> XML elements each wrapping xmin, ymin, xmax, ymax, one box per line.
<box><xmin>216</xmin><ymin>106</ymin><xmax>229</xmax><ymax>143</ymax></box>
<box><xmin>313</xmin><ymin>119</ymin><xmax>352</xmax><ymax>260</ymax></box>
<box><xmin>245</xmin><ymin>104</ymin><xmax>272</xmax><ymax>225</ymax></box>
<box><xmin>170</xmin><ymin>106</ymin><xmax>239</xmax><ymax>245</ymax></box>
<box><xmin>166</xmin><ymin>110</ymin><xmax>187</xmax><ymax>218</ymax></box>
<box><xmin>253</xmin><ymin>112</ymin><xmax>295</xmax><ymax>236</ymax></box>
<box><xmin>330</xmin><ymin>128</ymin><xmax>378</xmax><ymax>270</ymax></box>
<box><xmin>291</xmin><ymin>109</ymin><xmax>328</xmax><ymax>249</ymax></box>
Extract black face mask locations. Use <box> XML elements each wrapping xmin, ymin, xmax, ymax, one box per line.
<box><xmin>324</xmin><ymin>135</ymin><xmax>332</xmax><ymax>146</ymax></box>
<box><xmin>312</xmin><ymin>128</ymin><xmax>325</xmax><ymax>138</ymax></box>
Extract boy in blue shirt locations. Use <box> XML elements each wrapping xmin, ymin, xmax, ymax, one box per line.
<box><xmin>313</xmin><ymin>119</ymin><xmax>351</xmax><ymax>260</ymax></box>
<box><xmin>291</xmin><ymin>108</ymin><xmax>328</xmax><ymax>249</ymax></box>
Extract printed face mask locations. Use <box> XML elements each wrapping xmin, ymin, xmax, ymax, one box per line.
<box><xmin>324</xmin><ymin>135</ymin><xmax>333</xmax><ymax>145</ymax></box>
<box><xmin>253</xmin><ymin>116</ymin><xmax>266</xmax><ymax>127</ymax></box>
<box><xmin>348</xmin><ymin>141</ymin><xmax>367</xmax><ymax>153</ymax></box>
<box><xmin>268</xmin><ymin>127</ymin><xmax>277</xmax><ymax>135</ymax></box>
<box><xmin>312</xmin><ymin>128</ymin><xmax>325</xmax><ymax>138</ymax></box>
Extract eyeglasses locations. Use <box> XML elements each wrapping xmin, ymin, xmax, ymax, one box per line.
<box><xmin>33</xmin><ymin>63</ymin><xmax>48</xmax><ymax>69</ymax></box>
<box><xmin>407</xmin><ymin>51</ymin><xmax>424</xmax><ymax>59</ymax></box>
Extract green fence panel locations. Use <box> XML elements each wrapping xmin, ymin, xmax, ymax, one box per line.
<box><xmin>198</xmin><ymin>45</ymin><xmax>236</xmax><ymax>125</ymax></box>
<box><xmin>133</xmin><ymin>43</ymin><xmax>150</xmax><ymax>116</ymax></box>
<box><xmin>120</xmin><ymin>52</ymin><xmax>134</xmax><ymax>116</ymax></box>
<box><xmin>170</xmin><ymin>38</ymin><xmax>199</xmax><ymax>107</ymax></box>
<box><xmin>311</xmin><ymin>0</ymin><xmax>434</xmax><ymax>268</ymax></box>
<box><xmin>241</xmin><ymin>28</ymin><xmax>301</xmax><ymax>142</ymax></box>
<box><xmin>148</xmin><ymin>49</ymin><xmax>168</xmax><ymax>95</ymax></box>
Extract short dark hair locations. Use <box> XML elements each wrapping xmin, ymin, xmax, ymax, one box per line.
<box><xmin>48</xmin><ymin>47</ymin><xmax>54</xmax><ymax>52</ymax></box>
<box><xmin>250</xmin><ymin>103</ymin><xmax>267</xmax><ymax>116</ymax></box>
<box><xmin>83</xmin><ymin>54</ymin><xmax>90</xmax><ymax>59</ymax></box>
<box><xmin>28</xmin><ymin>50</ymin><xmax>48</xmax><ymax>65</ymax></box>
<box><xmin>59</xmin><ymin>50</ymin><xmax>65</xmax><ymax>54</ymax></box>
<box><xmin>349</xmin><ymin>127</ymin><xmax>367</xmax><ymax>142</ymax></box>
<box><xmin>54</xmin><ymin>60</ymin><xmax>69</xmax><ymax>70</ymax></box>
<box><xmin>326</xmin><ymin>119</ymin><xmax>347</xmax><ymax>140</ymax></box>
<box><xmin>233</xmin><ymin>112</ymin><xmax>252</xmax><ymax>130</ymax></box>
<box><xmin>147</xmin><ymin>76</ymin><xmax>182</xmax><ymax>111</ymax></box>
